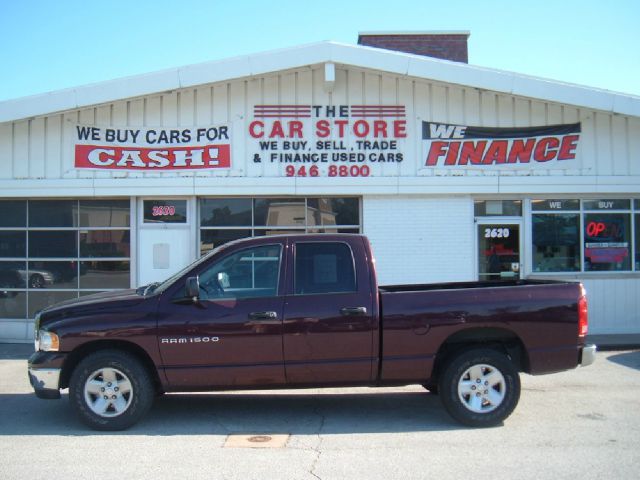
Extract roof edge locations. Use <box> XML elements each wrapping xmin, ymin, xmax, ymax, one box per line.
<box><xmin>1</xmin><ymin>40</ymin><xmax>639</xmax><ymax>123</ymax></box>
<box><xmin>358</xmin><ymin>31</ymin><xmax>471</xmax><ymax>36</ymax></box>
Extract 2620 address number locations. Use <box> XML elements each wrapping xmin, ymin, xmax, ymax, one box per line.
<box><xmin>484</xmin><ymin>228</ymin><xmax>511</xmax><ymax>238</ymax></box>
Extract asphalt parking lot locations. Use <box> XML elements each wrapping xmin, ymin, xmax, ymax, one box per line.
<box><xmin>1</xmin><ymin>345</ymin><xmax>638</xmax><ymax>480</ymax></box>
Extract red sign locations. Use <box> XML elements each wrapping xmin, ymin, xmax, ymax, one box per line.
<box><xmin>75</xmin><ymin>144</ymin><xmax>230</xmax><ymax>170</ymax></box>
<box><xmin>585</xmin><ymin>247</ymin><xmax>628</xmax><ymax>263</ymax></box>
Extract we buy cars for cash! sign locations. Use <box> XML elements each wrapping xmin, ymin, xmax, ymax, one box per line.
<box><xmin>74</xmin><ymin>125</ymin><xmax>231</xmax><ymax>170</ymax></box>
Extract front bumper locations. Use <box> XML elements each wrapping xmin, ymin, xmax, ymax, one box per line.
<box><xmin>28</xmin><ymin>368</ymin><xmax>61</xmax><ymax>399</ymax></box>
<box><xmin>579</xmin><ymin>344</ymin><xmax>597</xmax><ymax>367</ymax></box>
<box><xmin>28</xmin><ymin>351</ymin><xmax>67</xmax><ymax>400</ymax></box>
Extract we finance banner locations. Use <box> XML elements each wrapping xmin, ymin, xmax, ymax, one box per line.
<box><xmin>421</xmin><ymin>122</ymin><xmax>581</xmax><ymax>170</ymax></box>
<box><xmin>74</xmin><ymin>124</ymin><xmax>231</xmax><ymax>171</ymax></box>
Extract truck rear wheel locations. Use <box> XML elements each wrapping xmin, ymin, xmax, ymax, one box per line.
<box><xmin>69</xmin><ymin>350</ymin><xmax>154</xmax><ymax>431</ymax></box>
<box><xmin>438</xmin><ymin>348</ymin><xmax>520</xmax><ymax>427</ymax></box>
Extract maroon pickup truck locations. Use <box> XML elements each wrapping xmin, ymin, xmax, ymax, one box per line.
<box><xmin>28</xmin><ymin>234</ymin><xmax>595</xmax><ymax>430</ymax></box>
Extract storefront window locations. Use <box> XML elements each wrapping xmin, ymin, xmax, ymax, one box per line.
<box><xmin>583</xmin><ymin>199</ymin><xmax>630</xmax><ymax>210</ymax></box>
<box><xmin>29</xmin><ymin>231</ymin><xmax>78</xmax><ymax>257</ymax></box>
<box><xmin>79</xmin><ymin>200</ymin><xmax>130</xmax><ymax>227</ymax></box>
<box><xmin>307</xmin><ymin>198</ymin><xmax>359</xmax><ymax>226</ymax></box>
<box><xmin>28</xmin><ymin>291</ymin><xmax>78</xmax><ymax>318</ymax></box>
<box><xmin>0</xmin><ymin>201</ymin><xmax>26</xmax><ymax>227</ymax></box>
<box><xmin>474</xmin><ymin>200</ymin><xmax>522</xmax><ymax>216</ymax></box>
<box><xmin>199</xmin><ymin>197</ymin><xmax>361</xmax><ymax>255</ymax></box>
<box><xmin>80</xmin><ymin>230</ymin><xmax>130</xmax><ymax>257</ymax></box>
<box><xmin>254</xmin><ymin>198</ymin><xmax>306</xmax><ymax>227</ymax></box>
<box><xmin>29</xmin><ymin>200</ymin><xmax>77</xmax><ymax>227</ymax></box>
<box><xmin>0</xmin><ymin>261</ymin><xmax>26</xmax><ymax>290</ymax></box>
<box><xmin>530</xmin><ymin>198</ymin><xmax>636</xmax><ymax>274</ymax></box>
<box><xmin>200</xmin><ymin>198</ymin><xmax>252</xmax><ymax>227</ymax></box>
<box><xmin>584</xmin><ymin>213</ymin><xmax>631</xmax><ymax>271</ymax></box>
<box><xmin>531</xmin><ymin>199</ymin><xmax>580</xmax><ymax>212</ymax></box>
<box><xmin>0</xmin><ymin>231</ymin><xmax>26</xmax><ymax>257</ymax></box>
<box><xmin>0</xmin><ymin>199</ymin><xmax>131</xmax><ymax>321</ymax></box>
<box><xmin>200</xmin><ymin>229</ymin><xmax>251</xmax><ymax>254</ymax></box>
<box><xmin>28</xmin><ymin>261</ymin><xmax>78</xmax><ymax>289</ymax></box>
<box><xmin>0</xmin><ymin>290</ymin><xmax>27</xmax><ymax>318</ymax></box>
<box><xmin>532</xmin><ymin>214</ymin><xmax>580</xmax><ymax>272</ymax></box>
<box><xmin>583</xmin><ymin>199</ymin><xmax>632</xmax><ymax>272</ymax></box>
<box><xmin>79</xmin><ymin>261</ymin><xmax>130</xmax><ymax>289</ymax></box>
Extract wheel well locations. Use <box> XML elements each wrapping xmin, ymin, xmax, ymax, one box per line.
<box><xmin>429</xmin><ymin>328</ymin><xmax>529</xmax><ymax>386</ymax></box>
<box><xmin>60</xmin><ymin>341</ymin><xmax>163</xmax><ymax>393</ymax></box>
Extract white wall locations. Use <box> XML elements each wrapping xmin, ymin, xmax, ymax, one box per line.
<box><xmin>363</xmin><ymin>196</ymin><xmax>474</xmax><ymax>285</ymax></box>
<box><xmin>580</xmin><ymin>278</ymin><xmax>640</xmax><ymax>335</ymax></box>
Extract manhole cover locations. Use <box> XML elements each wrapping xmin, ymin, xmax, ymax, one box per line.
<box><xmin>224</xmin><ymin>434</ymin><xmax>289</xmax><ymax>448</ymax></box>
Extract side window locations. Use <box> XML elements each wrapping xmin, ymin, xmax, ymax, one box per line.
<box><xmin>199</xmin><ymin>245</ymin><xmax>281</xmax><ymax>299</ymax></box>
<box><xmin>295</xmin><ymin>242</ymin><xmax>356</xmax><ymax>295</ymax></box>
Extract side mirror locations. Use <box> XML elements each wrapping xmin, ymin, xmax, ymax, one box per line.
<box><xmin>186</xmin><ymin>276</ymin><xmax>200</xmax><ymax>301</ymax></box>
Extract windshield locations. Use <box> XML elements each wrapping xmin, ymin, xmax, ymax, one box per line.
<box><xmin>148</xmin><ymin>243</ymin><xmax>230</xmax><ymax>295</ymax></box>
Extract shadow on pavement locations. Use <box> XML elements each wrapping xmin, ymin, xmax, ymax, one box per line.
<box><xmin>0</xmin><ymin>390</ymin><xmax>461</xmax><ymax>436</ymax></box>
<box><xmin>607</xmin><ymin>350</ymin><xmax>640</xmax><ymax>371</ymax></box>
<box><xmin>0</xmin><ymin>343</ymin><xmax>32</xmax><ymax>360</ymax></box>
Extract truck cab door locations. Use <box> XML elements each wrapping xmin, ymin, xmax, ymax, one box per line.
<box><xmin>157</xmin><ymin>242</ymin><xmax>286</xmax><ymax>389</ymax></box>
<box><xmin>282</xmin><ymin>238</ymin><xmax>376</xmax><ymax>385</ymax></box>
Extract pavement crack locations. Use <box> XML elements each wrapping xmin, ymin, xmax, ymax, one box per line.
<box><xmin>309</xmin><ymin>407</ymin><xmax>326</xmax><ymax>480</ymax></box>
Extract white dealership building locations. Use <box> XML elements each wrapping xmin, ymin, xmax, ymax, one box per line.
<box><xmin>1</xmin><ymin>33</ymin><xmax>639</xmax><ymax>343</ymax></box>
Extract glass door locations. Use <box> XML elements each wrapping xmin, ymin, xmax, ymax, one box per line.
<box><xmin>477</xmin><ymin>222</ymin><xmax>522</xmax><ymax>281</ymax></box>
<box><xmin>137</xmin><ymin>198</ymin><xmax>193</xmax><ymax>286</ymax></box>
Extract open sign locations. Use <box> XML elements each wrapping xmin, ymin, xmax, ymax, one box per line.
<box><xmin>586</xmin><ymin>220</ymin><xmax>623</xmax><ymax>240</ymax></box>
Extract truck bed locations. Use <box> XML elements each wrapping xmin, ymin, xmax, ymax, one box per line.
<box><xmin>378</xmin><ymin>279</ymin><xmax>584</xmax><ymax>382</ymax></box>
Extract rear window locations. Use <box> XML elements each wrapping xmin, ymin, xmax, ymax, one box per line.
<box><xmin>295</xmin><ymin>242</ymin><xmax>356</xmax><ymax>294</ymax></box>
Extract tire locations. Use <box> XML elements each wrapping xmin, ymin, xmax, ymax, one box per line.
<box><xmin>29</xmin><ymin>274</ymin><xmax>45</xmax><ymax>288</ymax></box>
<box><xmin>69</xmin><ymin>350</ymin><xmax>154</xmax><ymax>431</ymax></box>
<box><xmin>438</xmin><ymin>348</ymin><xmax>520</xmax><ymax>428</ymax></box>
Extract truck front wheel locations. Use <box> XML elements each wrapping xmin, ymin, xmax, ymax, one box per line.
<box><xmin>69</xmin><ymin>350</ymin><xmax>154</xmax><ymax>431</ymax></box>
<box><xmin>438</xmin><ymin>348</ymin><xmax>520</xmax><ymax>427</ymax></box>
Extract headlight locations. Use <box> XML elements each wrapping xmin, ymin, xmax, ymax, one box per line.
<box><xmin>35</xmin><ymin>330</ymin><xmax>60</xmax><ymax>352</ymax></box>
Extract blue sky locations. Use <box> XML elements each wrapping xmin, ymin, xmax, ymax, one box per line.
<box><xmin>0</xmin><ymin>0</ymin><xmax>638</xmax><ymax>102</ymax></box>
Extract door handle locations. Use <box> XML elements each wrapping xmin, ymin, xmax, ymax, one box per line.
<box><xmin>340</xmin><ymin>306</ymin><xmax>367</xmax><ymax>316</ymax></box>
<box><xmin>248</xmin><ymin>311</ymin><xmax>278</xmax><ymax>320</ymax></box>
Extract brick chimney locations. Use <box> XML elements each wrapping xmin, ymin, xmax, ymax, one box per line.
<box><xmin>357</xmin><ymin>31</ymin><xmax>470</xmax><ymax>63</ymax></box>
